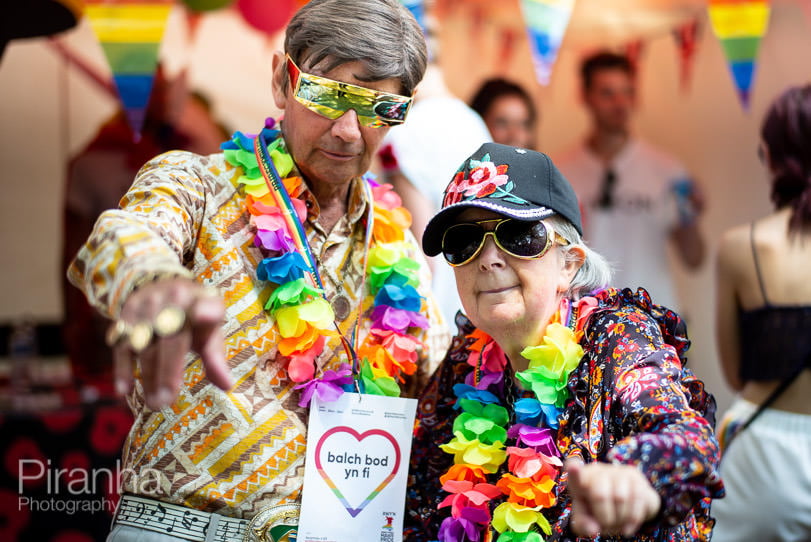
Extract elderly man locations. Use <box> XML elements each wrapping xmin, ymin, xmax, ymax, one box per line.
<box><xmin>67</xmin><ymin>1</ymin><xmax>448</xmax><ymax>540</ymax></box>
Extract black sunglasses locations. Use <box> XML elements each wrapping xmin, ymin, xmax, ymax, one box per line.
<box><xmin>441</xmin><ymin>218</ymin><xmax>569</xmax><ymax>266</ymax></box>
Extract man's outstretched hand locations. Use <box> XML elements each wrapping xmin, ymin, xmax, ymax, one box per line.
<box><xmin>110</xmin><ymin>277</ymin><xmax>233</xmax><ymax>409</ymax></box>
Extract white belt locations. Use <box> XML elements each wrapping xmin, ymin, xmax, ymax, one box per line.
<box><xmin>113</xmin><ymin>495</ymin><xmax>299</xmax><ymax>542</ymax></box>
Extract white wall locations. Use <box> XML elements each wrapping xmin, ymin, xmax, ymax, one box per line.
<box><xmin>2</xmin><ymin>2</ymin><xmax>810</xmax><ymax>412</ymax></box>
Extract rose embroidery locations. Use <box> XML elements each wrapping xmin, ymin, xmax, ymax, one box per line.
<box><xmin>443</xmin><ymin>154</ymin><xmax>529</xmax><ymax>207</ymax></box>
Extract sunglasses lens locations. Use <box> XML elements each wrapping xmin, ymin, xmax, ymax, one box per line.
<box><xmin>496</xmin><ymin>220</ymin><xmax>549</xmax><ymax>257</ymax></box>
<box><xmin>289</xmin><ymin>56</ymin><xmax>410</xmax><ymax>127</ymax></box>
<box><xmin>373</xmin><ymin>100</ymin><xmax>408</xmax><ymax>123</ymax></box>
<box><xmin>442</xmin><ymin>224</ymin><xmax>485</xmax><ymax>265</ymax></box>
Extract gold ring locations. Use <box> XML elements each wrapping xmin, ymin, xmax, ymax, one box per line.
<box><xmin>128</xmin><ymin>321</ymin><xmax>153</xmax><ymax>353</ymax></box>
<box><xmin>106</xmin><ymin>319</ymin><xmax>130</xmax><ymax>347</ymax></box>
<box><xmin>202</xmin><ymin>286</ymin><xmax>220</xmax><ymax>299</ymax></box>
<box><xmin>153</xmin><ymin>306</ymin><xmax>186</xmax><ymax>337</ymax></box>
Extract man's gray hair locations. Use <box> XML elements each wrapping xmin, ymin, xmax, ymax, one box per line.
<box><xmin>547</xmin><ymin>215</ymin><xmax>613</xmax><ymax>299</ymax></box>
<box><xmin>284</xmin><ymin>0</ymin><xmax>428</xmax><ymax>96</ymax></box>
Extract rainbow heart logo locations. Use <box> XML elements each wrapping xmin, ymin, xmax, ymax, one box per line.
<box><xmin>314</xmin><ymin>426</ymin><xmax>401</xmax><ymax>518</ymax></box>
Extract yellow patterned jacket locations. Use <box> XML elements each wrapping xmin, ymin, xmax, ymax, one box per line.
<box><xmin>67</xmin><ymin>148</ymin><xmax>450</xmax><ymax>518</ymax></box>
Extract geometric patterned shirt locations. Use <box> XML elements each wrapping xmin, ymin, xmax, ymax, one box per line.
<box><xmin>67</xmin><ymin>147</ymin><xmax>450</xmax><ymax>518</ymax></box>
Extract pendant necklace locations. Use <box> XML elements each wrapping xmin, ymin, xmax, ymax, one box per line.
<box><xmin>318</xmin><ymin>249</ymin><xmax>355</xmax><ymax>321</ymax></box>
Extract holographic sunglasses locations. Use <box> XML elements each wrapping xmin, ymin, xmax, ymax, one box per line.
<box><xmin>441</xmin><ymin>218</ymin><xmax>569</xmax><ymax>267</ymax></box>
<box><xmin>286</xmin><ymin>55</ymin><xmax>413</xmax><ymax>128</ymax></box>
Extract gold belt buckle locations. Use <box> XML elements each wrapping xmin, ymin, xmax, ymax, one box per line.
<box><xmin>244</xmin><ymin>503</ymin><xmax>300</xmax><ymax>542</ymax></box>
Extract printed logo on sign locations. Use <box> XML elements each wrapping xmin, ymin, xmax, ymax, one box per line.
<box><xmin>380</xmin><ymin>512</ymin><xmax>395</xmax><ymax>541</ymax></box>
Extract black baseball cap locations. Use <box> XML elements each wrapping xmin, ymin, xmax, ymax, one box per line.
<box><xmin>422</xmin><ymin>142</ymin><xmax>583</xmax><ymax>257</ymax></box>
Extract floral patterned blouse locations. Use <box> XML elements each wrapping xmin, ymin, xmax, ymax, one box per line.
<box><xmin>405</xmin><ymin>288</ymin><xmax>725</xmax><ymax>541</ymax></box>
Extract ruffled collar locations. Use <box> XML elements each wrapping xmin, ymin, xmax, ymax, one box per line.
<box><xmin>221</xmin><ymin>118</ymin><xmax>427</xmax><ymax>406</ymax></box>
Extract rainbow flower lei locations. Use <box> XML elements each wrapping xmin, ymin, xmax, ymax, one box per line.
<box><xmin>221</xmin><ymin>118</ymin><xmax>427</xmax><ymax>405</ymax></box>
<box><xmin>437</xmin><ymin>298</ymin><xmax>596</xmax><ymax>542</ymax></box>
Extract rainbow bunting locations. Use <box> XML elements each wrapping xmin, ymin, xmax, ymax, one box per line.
<box><xmin>85</xmin><ymin>0</ymin><xmax>173</xmax><ymax>140</ymax></box>
<box><xmin>707</xmin><ymin>0</ymin><xmax>771</xmax><ymax>109</ymax></box>
<box><xmin>518</xmin><ymin>0</ymin><xmax>574</xmax><ymax>85</ymax></box>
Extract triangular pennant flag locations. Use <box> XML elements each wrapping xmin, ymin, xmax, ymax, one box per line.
<box><xmin>400</xmin><ymin>0</ymin><xmax>427</xmax><ymax>33</ymax></box>
<box><xmin>399</xmin><ymin>0</ymin><xmax>430</xmax><ymax>60</ymax></box>
<box><xmin>800</xmin><ymin>0</ymin><xmax>811</xmax><ymax>29</ymax></box>
<box><xmin>497</xmin><ymin>27</ymin><xmax>518</xmax><ymax>75</ymax></box>
<box><xmin>624</xmin><ymin>39</ymin><xmax>645</xmax><ymax>75</ymax></box>
<box><xmin>468</xmin><ymin>3</ymin><xmax>486</xmax><ymax>60</ymax></box>
<box><xmin>672</xmin><ymin>18</ymin><xmax>701</xmax><ymax>93</ymax></box>
<box><xmin>85</xmin><ymin>0</ymin><xmax>173</xmax><ymax>141</ymax></box>
<box><xmin>707</xmin><ymin>0</ymin><xmax>771</xmax><ymax>110</ymax></box>
<box><xmin>519</xmin><ymin>0</ymin><xmax>575</xmax><ymax>86</ymax></box>
<box><xmin>185</xmin><ymin>9</ymin><xmax>204</xmax><ymax>45</ymax></box>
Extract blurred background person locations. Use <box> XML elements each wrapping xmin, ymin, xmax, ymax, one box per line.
<box><xmin>378</xmin><ymin>13</ymin><xmax>491</xmax><ymax>327</ymax></box>
<box><xmin>61</xmin><ymin>66</ymin><xmax>229</xmax><ymax>390</ymax></box>
<box><xmin>713</xmin><ymin>84</ymin><xmax>811</xmax><ymax>542</ymax></box>
<box><xmin>555</xmin><ymin>51</ymin><xmax>704</xmax><ymax>313</ymax></box>
<box><xmin>470</xmin><ymin>77</ymin><xmax>537</xmax><ymax>149</ymax></box>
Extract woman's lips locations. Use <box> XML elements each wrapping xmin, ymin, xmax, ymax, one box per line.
<box><xmin>480</xmin><ymin>285</ymin><xmax>517</xmax><ymax>295</ymax></box>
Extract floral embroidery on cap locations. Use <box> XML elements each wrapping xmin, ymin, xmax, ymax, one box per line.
<box><xmin>443</xmin><ymin>153</ymin><xmax>529</xmax><ymax>207</ymax></box>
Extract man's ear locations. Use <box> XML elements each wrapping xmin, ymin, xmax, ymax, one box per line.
<box><xmin>271</xmin><ymin>51</ymin><xmax>287</xmax><ymax>111</ymax></box>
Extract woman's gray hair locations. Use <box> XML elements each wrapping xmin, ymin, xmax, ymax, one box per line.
<box><xmin>547</xmin><ymin>215</ymin><xmax>613</xmax><ymax>299</ymax></box>
<box><xmin>284</xmin><ymin>0</ymin><xmax>428</xmax><ymax>96</ymax></box>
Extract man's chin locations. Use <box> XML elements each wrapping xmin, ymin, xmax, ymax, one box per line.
<box><xmin>303</xmin><ymin>165</ymin><xmax>363</xmax><ymax>187</ymax></box>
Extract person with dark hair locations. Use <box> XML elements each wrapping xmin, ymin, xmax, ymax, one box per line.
<box><xmin>470</xmin><ymin>77</ymin><xmax>537</xmax><ymax>149</ymax></box>
<box><xmin>405</xmin><ymin>142</ymin><xmax>723</xmax><ymax>541</ymax></box>
<box><xmin>713</xmin><ymin>84</ymin><xmax>811</xmax><ymax>541</ymax></box>
<box><xmin>555</xmin><ymin>51</ymin><xmax>705</xmax><ymax>313</ymax></box>
<box><xmin>66</xmin><ymin>0</ymin><xmax>448</xmax><ymax>539</ymax></box>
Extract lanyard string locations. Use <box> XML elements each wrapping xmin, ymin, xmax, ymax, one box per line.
<box><xmin>253</xmin><ymin>135</ymin><xmax>322</xmax><ymax>289</ymax></box>
<box><xmin>253</xmin><ymin>134</ymin><xmax>372</xmax><ymax>380</ymax></box>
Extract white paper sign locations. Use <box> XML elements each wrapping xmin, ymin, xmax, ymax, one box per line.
<box><xmin>298</xmin><ymin>392</ymin><xmax>417</xmax><ymax>542</ymax></box>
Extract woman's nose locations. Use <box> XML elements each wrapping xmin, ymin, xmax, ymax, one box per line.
<box><xmin>477</xmin><ymin>234</ymin><xmax>505</xmax><ymax>270</ymax></box>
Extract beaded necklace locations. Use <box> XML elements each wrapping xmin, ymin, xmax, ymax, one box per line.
<box><xmin>221</xmin><ymin>119</ymin><xmax>428</xmax><ymax>405</ymax></box>
<box><xmin>436</xmin><ymin>298</ymin><xmax>594</xmax><ymax>542</ymax></box>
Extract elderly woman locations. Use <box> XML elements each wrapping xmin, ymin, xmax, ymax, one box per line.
<box><xmin>405</xmin><ymin>143</ymin><xmax>723</xmax><ymax>541</ymax></box>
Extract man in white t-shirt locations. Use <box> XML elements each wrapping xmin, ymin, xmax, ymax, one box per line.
<box><xmin>555</xmin><ymin>52</ymin><xmax>704</xmax><ymax>311</ymax></box>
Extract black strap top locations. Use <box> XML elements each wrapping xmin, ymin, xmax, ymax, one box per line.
<box><xmin>738</xmin><ymin>222</ymin><xmax>811</xmax><ymax>382</ymax></box>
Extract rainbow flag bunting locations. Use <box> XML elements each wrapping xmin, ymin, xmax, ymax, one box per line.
<box><xmin>85</xmin><ymin>0</ymin><xmax>173</xmax><ymax>140</ymax></box>
<box><xmin>707</xmin><ymin>0</ymin><xmax>771</xmax><ymax>109</ymax></box>
<box><xmin>518</xmin><ymin>0</ymin><xmax>574</xmax><ymax>85</ymax></box>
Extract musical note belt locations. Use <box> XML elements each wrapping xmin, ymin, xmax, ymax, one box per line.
<box><xmin>113</xmin><ymin>494</ymin><xmax>300</xmax><ymax>542</ymax></box>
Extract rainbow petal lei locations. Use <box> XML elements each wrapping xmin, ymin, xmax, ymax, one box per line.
<box><xmin>437</xmin><ymin>298</ymin><xmax>595</xmax><ymax>542</ymax></box>
<box><xmin>221</xmin><ymin>118</ymin><xmax>428</xmax><ymax>405</ymax></box>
